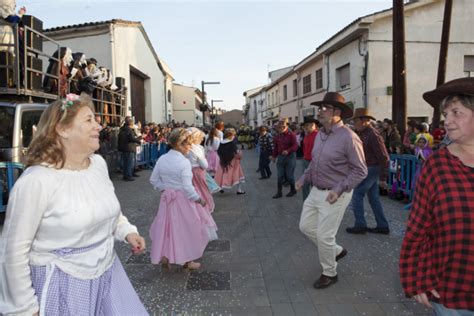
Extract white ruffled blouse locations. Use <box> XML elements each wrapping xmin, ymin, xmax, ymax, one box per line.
<box><xmin>187</xmin><ymin>144</ymin><xmax>208</xmax><ymax>169</ymax></box>
<box><xmin>149</xmin><ymin>149</ymin><xmax>200</xmax><ymax>201</ymax></box>
<box><xmin>0</xmin><ymin>154</ymin><xmax>138</xmax><ymax>315</ymax></box>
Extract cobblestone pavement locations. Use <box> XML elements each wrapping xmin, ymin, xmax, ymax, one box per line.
<box><xmin>113</xmin><ymin>149</ymin><xmax>431</xmax><ymax>316</ymax></box>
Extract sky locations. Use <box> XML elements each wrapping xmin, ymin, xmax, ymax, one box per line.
<box><xmin>21</xmin><ymin>0</ymin><xmax>394</xmax><ymax>110</ymax></box>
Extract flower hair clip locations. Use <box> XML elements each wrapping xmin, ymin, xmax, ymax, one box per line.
<box><xmin>61</xmin><ymin>93</ymin><xmax>80</xmax><ymax>111</ymax></box>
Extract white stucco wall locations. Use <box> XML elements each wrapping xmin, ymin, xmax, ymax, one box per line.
<box><xmin>165</xmin><ymin>76</ymin><xmax>174</xmax><ymax>121</ymax></box>
<box><xmin>297</xmin><ymin>57</ymin><xmax>325</xmax><ymax>119</ymax></box>
<box><xmin>327</xmin><ymin>38</ymin><xmax>366</xmax><ymax>110</ymax></box>
<box><xmin>113</xmin><ymin>25</ymin><xmax>165</xmax><ymax>123</ymax></box>
<box><xmin>248</xmin><ymin>91</ymin><xmax>267</xmax><ymax>128</ymax></box>
<box><xmin>43</xmin><ymin>33</ymin><xmax>112</xmax><ymax>70</ymax></box>
<box><xmin>367</xmin><ymin>0</ymin><xmax>474</xmax><ymax>121</ymax></box>
<box><xmin>172</xmin><ymin>84</ymin><xmax>201</xmax><ymax>125</ymax></box>
<box><xmin>265</xmin><ymin>84</ymin><xmax>280</xmax><ymax>122</ymax></box>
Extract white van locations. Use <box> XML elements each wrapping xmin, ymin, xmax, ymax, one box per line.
<box><xmin>0</xmin><ymin>102</ymin><xmax>48</xmax><ymax>164</ymax></box>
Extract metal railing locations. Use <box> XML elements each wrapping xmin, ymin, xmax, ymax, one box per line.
<box><xmin>387</xmin><ymin>154</ymin><xmax>421</xmax><ymax>203</ymax></box>
<box><xmin>0</xmin><ymin>20</ymin><xmax>127</xmax><ymax>125</ymax></box>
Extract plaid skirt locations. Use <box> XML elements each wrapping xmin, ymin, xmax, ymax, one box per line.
<box><xmin>30</xmin><ymin>244</ymin><xmax>148</xmax><ymax>315</ymax></box>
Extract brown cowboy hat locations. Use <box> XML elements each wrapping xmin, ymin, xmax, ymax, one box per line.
<box><xmin>351</xmin><ymin>108</ymin><xmax>376</xmax><ymax>121</ymax></box>
<box><xmin>310</xmin><ymin>92</ymin><xmax>354</xmax><ymax>119</ymax></box>
<box><xmin>423</xmin><ymin>77</ymin><xmax>474</xmax><ymax>108</ymax></box>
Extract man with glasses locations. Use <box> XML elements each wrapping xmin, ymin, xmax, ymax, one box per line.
<box><xmin>296</xmin><ymin>92</ymin><xmax>367</xmax><ymax>289</ymax></box>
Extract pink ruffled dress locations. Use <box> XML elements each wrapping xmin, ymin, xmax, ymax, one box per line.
<box><xmin>149</xmin><ymin>150</ymin><xmax>217</xmax><ymax>265</ymax></box>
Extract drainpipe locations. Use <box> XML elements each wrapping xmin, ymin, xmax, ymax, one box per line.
<box><xmin>164</xmin><ymin>76</ymin><xmax>168</xmax><ymax>123</ymax></box>
<box><xmin>296</xmin><ymin>70</ymin><xmax>301</xmax><ymax>119</ymax></box>
<box><xmin>109</xmin><ymin>23</ymin><xmax>117</xmax><ymax>86</ymax></box>
<box><xmin>358</xmin><ymin>36</ymin><xmax>369</xmax><ymax>107</ymax></box>
<box><xmin>325</xmin><ymin>53</ymin><xmax>331</xmax><ymax>91</ymax></box>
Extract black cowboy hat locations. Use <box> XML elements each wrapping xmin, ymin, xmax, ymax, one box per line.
<box><xmin>423</xmin><ymin>77</ymin><xmax>474</xmax><ymax>108</ymax></box>
<box><xmin>310</xmin><ymin>92</ymin><xmax>354</xmax><ymax>119</ymax></box>
<box><xmin>303</xmin><ymin>116</ymin><xmax>319</xmax><ymax>125</ymax></box>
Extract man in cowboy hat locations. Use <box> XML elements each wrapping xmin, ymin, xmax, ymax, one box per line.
<box><xmin>271</xmin><ymin>118</ymin><xmax>298</xmax><ymax>198</ymax></box>
<box><xmin>346</xmin><ymin>108</ymin><xmax>390</xmax><ymax>235</ymax></box>
<box><xmin>301</xmin><ymin>116</ymin><xmax>319</xmax><ymax>201</ymax></box>
<box><xmin>296</xmin><ymin>92</ymin><xmax>367</xmax><ymax>289</ymax></box>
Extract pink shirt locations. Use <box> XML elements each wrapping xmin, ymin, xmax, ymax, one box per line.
<box><xmin>298</xmin><ymin>121</ymin><xmax>367</xmax><ymax>195</ymax></box>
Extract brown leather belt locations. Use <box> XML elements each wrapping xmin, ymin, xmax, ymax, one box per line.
<box><xmin>315</xmin><ymin>186</ymin><xmax>331</xmax><ymax>191</ymax></box>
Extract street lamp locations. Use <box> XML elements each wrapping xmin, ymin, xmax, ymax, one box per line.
<box><xmin>200</xmin><ymin>81</ymin><xmax>220</xmax><ymax>126</ymax></box>
<box><xmin>211</xmin><ymin>99</ymin><xmax>223</xmax><ymax>126</ymax></box>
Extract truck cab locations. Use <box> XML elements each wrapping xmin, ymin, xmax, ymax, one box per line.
<box><xmin>0</xmin><ymin>101</ymin><xmax>47</xmax><ymax>164</ymax></box>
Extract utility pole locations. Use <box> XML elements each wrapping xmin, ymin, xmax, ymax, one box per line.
<box><xmin>392</xmin><ymin>0</ymin><xmax>407</xmax><ymax>137</ymax></box>
<box><xmin>200</xmin><ymin>81</ymin><xmax>220</xmax><ymax>127</ymax></box>
<box><xmin>432</xmin><ymin>0</ymin><xmax>453</xmax><ymax>129</ymax></box>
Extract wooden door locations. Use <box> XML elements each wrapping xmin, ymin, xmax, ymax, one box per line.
<box><xmin>130</xmin><ymin>70</ymin><xmax>145</xmax><ymax>124</ymax></box>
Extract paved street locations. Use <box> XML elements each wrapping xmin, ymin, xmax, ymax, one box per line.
<box><xmin>114</xmin><ymin>149</ymin><xmax>430</xmax><ymax>316</ymax></box>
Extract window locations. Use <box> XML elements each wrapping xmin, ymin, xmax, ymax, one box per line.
<box><xmin>315</xmin><ymin>68</ymin><xmax>323</xmax><ymax>90</ymax></box>
<box><xmin>283</xmin><ymin>85</ymin><xmax>288</xmax><ymax>101</ymax></box>
<box><xmin>167</xmin><ymin>89</ymin><xmax>172</xmax><ymax>103</ymax></box>
<box><xmin>0</xmin><ymin>107</ymin><xmax>15</xmax><ymax>148</ymax></box>
<box><xmin>303</xmin><ymin>74</ymin><xmax>311</xmax><ymax>94</ymax></box>
<box><xmin>21</xmin><ymin>110</ymin><xmax>43</xmax><ymax>148</ymax></box>
<box><xmin>464</xmin><ymin>55</ymin><xmax>474</xmax><ymax>76</ymax></box>
<box><xmin>336</xmin><ymin>64</ymin><xmax>350</xmax><ymax>90</ymax></box>
<box><xmin>293</xmin><ymin>79</ymin><xmax>297</xmax><ymax>97</ymax></box>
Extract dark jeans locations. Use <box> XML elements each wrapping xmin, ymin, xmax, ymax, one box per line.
<box><xmin>276</xmin><ymin>152</ymin><xmax>296</xmax><ymax>186</ymax></box>
<box><xmin>121</xmin><ymin>152</ymin><xmax>135</xmax><ymax>179</ymax></box>
<box><xmin>351</xmin><ymin>166</ymin><xmax>389</xmax><ymax>228</ymax></box>
<box><xmin>259</xmin><ymin>151</ymin><xmax>272</xmax><ymax>177</ymax></box>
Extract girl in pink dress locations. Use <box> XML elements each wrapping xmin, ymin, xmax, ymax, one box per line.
<box><xmin>149</xmin><ymin>128</ymin><xmax>217</xmax><ymax>271</ymax></box>
<box><xmin>215</xmin><ymin>128</ymin><xmax>246</xmax><ymax>194</ymax></box>
<box><xmin>187</xmin><ymin>127</ymin><xmax>216</xmax><ymax>213</ymax></box>
<box><xmin>204</xmin><ymin>127</ymin><xmax>220</xmax><ymax>176</ymax></box>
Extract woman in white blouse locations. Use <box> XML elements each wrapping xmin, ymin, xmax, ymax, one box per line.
<box><xmin>204</xmin><ymin>127</ymin><xmax>221</xmax><ymax>176</ymax></box>
<box><xmin>149</xmin><ymin>128</ymin><xmax>214</xmax><ymax>271</ymax></box>
<box><xmin>187</xmin><ymin>127</ymin><xmax>217</xmax><ymax>214</ymax></box>
<box><xmin>0</xmin><ymin>94</ymin><xmax>148</xmax><ymax>315</ymax></box>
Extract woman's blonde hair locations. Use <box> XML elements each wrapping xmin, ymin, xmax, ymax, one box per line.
<box><xmin>26</xmin><ymin>94</ymin><xmax>95</xmax><ymax>168</ymax></box>
<box><xmin>168</xmin><ymin>128</ymin><xmax>192</xmax><ymax>149</ymax></box>
<box><xmin>224</xmin><ymin>128</ymin><xmax>236</xmax><ymax>139</ymax></box>
<box><xmin>186</xmin><ymin>127</ymin><xmax>205</xmax><ymax>143</ymax></box>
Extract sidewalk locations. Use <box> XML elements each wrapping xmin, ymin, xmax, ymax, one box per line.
<box><xmin>113</xmin><ymin>149</ymin><xmax>431</xmax><ymax>316</ymax></box>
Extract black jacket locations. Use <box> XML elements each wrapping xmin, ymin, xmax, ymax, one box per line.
<box><xmin>118</xmin><ymin>125</ymin><xmax>141</xmax><ymax>152</ymax></box>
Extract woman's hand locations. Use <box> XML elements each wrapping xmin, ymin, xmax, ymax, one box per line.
<box><xmin>196</xmin><ymin>198</ymin><xmax>207</xmax><ymax>207</ymax></box>
<box><xmin>126</xmin><ymin>232</ymin><xmax>146</xmax><ymax>255</ymax></box>
<box><xmin>413</xmin><ymin>289</ymin><xmax>440</xmax><ymax>308</ymax></box>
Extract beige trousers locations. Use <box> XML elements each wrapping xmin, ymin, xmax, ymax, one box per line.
<box><xmin>299</xmin><ymin>187</ymin><xmax>353</xmax><ymax>277</ymax></box>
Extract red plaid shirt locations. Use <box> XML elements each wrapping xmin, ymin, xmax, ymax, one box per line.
<box><xmin>400</xmin><ymin>148</ymin><xmax>474</xmax><ymax>310</ymax></box>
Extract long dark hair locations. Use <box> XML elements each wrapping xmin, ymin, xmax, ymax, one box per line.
<box><xmin>217</xmin><ymin>141</ymin><xmax>237</xmax><ymax>171</ymax></box>
<box><xmin>206</xmin><ymin>127</ymin><xmax>218</xmax><ymax>146</ymax></box>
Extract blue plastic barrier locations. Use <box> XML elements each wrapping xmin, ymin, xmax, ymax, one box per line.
<box><xmin>136</xmin><ymin>143</ymin><xmax>151</xmax><ymax>168</ymax></box>
<box><xmin>158</xmin><ymin>142</ymin><xmax>169</xmax><ymax>157</ymax></box>
<box><xmin>387</xmin><ymin>154</ymin><xmax>421</xmax><ymax>202</ymax></box>
<box><xmin>149</xmin><ymin>143</ymin><xmax>159</xmax><ymax>167</ymax></box>
<box><xmin>1</xmin><ymin>162</ymin><xmax>25</xmax><ymax>213</ymax></box>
